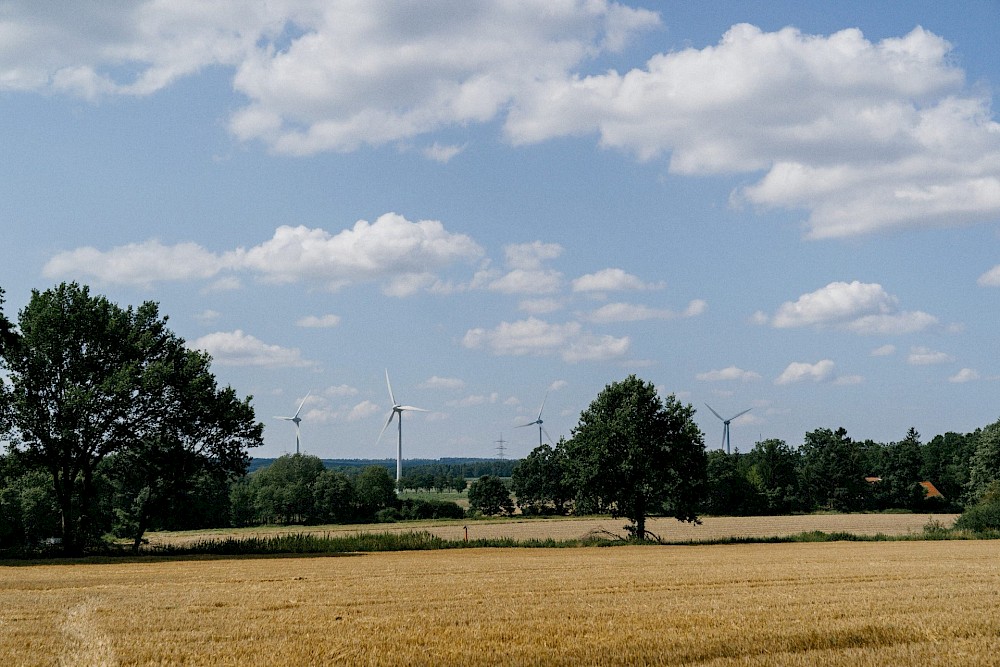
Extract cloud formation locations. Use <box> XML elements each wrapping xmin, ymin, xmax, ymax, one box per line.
<box><xmin>190</xmin><ymin>330</ymin><xmax>312</xmax><ymax>367</ymax></box>
<box><xmin>586</xmin><ymin>300</ymin><xmax>705</xmax><ymax>324</ymax></box>
<box><xmin>697</xmin><ymin>366</ymin><xmax>762</xmax><ymax>382</ymax></box>
<box><xmin>572</xmin><ymin>268</ymin><xmax>663</xmax><ymax>293</ymax></box>
<box><xmin>507</xmin><ymin>24</ymin><xmax>1000</xmax><ymax>238</ymax></box>
<box><xmin>4</xmin><ymin>4</ymin><xmax>997</xmax><ymax>237</ymax></box>
<box><xmin>763</xmin><ymin>281</ymin><xmax>937</xmax><ymax>334</ymax></box>
<box><xmin>775</xmin><ymin>360</ymin><xmax>836</xmax><ymax>385</ymax></box>
<box><xmin>462</xmin><ymin>317</ymin><xmax>629</xmax><ymax>363</ymax></box>
<box><xmin>44</xmin><ymin>213</ymin><xmax>483</xmax><ymax>295</ymax></box>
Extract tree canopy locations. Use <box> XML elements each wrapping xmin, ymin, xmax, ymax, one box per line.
<box><xmin>468</xmin><ymin>475</ymin><xmax>514</xmax><ymax>516</ymax></box>
<box><xmin>565</xmin><ymin>375</ymin><xmax>707</xmax><ymax>540</ymax></box>
<box><xmin>0</xmin><ymin>283</ymin><xmax>262</xmax><ymax>553</ymax></box>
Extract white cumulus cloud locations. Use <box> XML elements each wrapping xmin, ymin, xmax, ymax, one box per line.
<box><xmin>572</xmin><ymin>268</ymin><xmax>663</xmax><ymax>293</ymax></box>
<box><xmin>190</xmin><ymin>330</ymin><xmax>312</xmax><ymax>368</ymax></box>
<box><xmin>419</xmin><ymin>376</ymin><xmax>466</xmax><ymax>390</ymax></box>
<box><xmin>44</xmin><ymin>213</ymin><xmax>484</xmax><ymax>294</ymax></box>
<box><xmin>768</xmin><ymin>281</ymin><xmax>937</xmax><ymax>334</ymax></box>
<box><xmin>697</xmin><ymin>366</ymin><xmax>762</xmax><ymax>382</ymax></box>
<box><xmin>43</xmin><ymin>239</ymin><xmax>227</xmax><ymax>287</ymax></box>
<box><xmin>775</xmin><ymin>360</ymin><xmax>836</xmax><ymax>385</ymax></box>
<box><xmin>507</xmin><ymin>23</ymin><xmax>1000</xmax><ymax>238</ymax></box>
<box><xmin>462</xmin><ymin>317</ymin><xmax>629</xmax><ymax>363</ymax></box>
<box><xmin>907</xmin><ymin>346</ymin><xmax>953</xmax><ymax>365</ymax></box>
<box><xmin>949</xmin><ymin>368</ymin><xmax>980</xmax><ymax>383</ymax></box>
<box><xmin>296</xmin><ymin>314</ymin><xmax>341</xmax><ymax>328</ymax></box>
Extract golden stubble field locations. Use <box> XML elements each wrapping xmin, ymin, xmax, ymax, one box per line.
<box><xmin>3</xmin><ymin>535</ymin><xmax>1000</xmax><ymax>665</ymax></box>
<box><xmin>146</xmin><ymin>512</ymin><xmax>959</xmax><ymax>546</ymax></box>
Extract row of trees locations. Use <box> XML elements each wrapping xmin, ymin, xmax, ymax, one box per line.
<box><xmin>230</xmin><ymin>454</ymin><xmax>462</xmax><ymax>525</ymax></box>
<box><xmin>513</xmin><ymin>420</ymin><xmax>999</xmax><ymax>522</ymax></box>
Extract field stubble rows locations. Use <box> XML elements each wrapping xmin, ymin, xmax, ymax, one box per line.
<box><xmin>2</xmin><ymin>538</ymin><xmax>999</xmax><ymax>665</ymax></box>
<box><xmin>3</xmin><ymin>514</ymin><xmax>997</xmax><ymax>666</ymax></box>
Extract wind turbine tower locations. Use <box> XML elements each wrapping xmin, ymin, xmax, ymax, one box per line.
<box><xmin>377</xmin><ymin>370</ymin><xmax>428</xmax><ymax>486</ymax></box>
<box><xmin>275</xmin><ymin>391</ymin><xmax>310</xmax><ymax>454</ymax></box>
<box><xmin>705</xmin><ymin>404</ymin><xmax>751</xmax><ymax>455</ymax></box>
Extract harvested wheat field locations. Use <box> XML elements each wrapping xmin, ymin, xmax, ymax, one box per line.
<box><xmin>3</xmin><ymin>539</ymin><xmax>1000</xmax><ymax>666</ymax></box>
<box><xmin>146</xmin><ymin>512</ymin><xmax>959</xmax><ymax>547</ymax></box>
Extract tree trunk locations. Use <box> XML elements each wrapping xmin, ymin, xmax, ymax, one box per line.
<box><xmin>634</xmin><ymin>495</ymin><xmax>647</xmax><ymax>541</ymax></box>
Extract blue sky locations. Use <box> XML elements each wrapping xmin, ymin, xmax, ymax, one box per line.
<box><xmin>2</xmin><ymin>1</ymin><xmax>999</xmax><ymax>460</ymax></box>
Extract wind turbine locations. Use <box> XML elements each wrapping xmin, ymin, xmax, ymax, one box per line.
<box><xmin>275</xmin><ymin>391</ymin><xmax>311</xmax><ymax>454</ymax></box>
<box><xmin>705</xmin><ymin>404</ymin><xmax>751</xmax><ymax>455</ymax></box>
<box><xmin>517</xmin><ymin>391</ymin><xmax>553</xmax><ymax>447</ymax></box>
<box><xmin>377</xmin><ymin>370</ymin><xmax>428</xmax><ymax>486</ymax></box>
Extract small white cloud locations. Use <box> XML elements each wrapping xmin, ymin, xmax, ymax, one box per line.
<box><xmin>504</xmin><ymin>241</ymin><xmax>563</xmax><ymax>271</ymax></box>
<box><xmin>871</xmin><ymin>344</ymin><xmax>896</xmax><ymax>356</ymax></box>
<box><xmin>419</xmin><ymin>376</ymin><xmax>466</xmax><ymax>390</ymax></box>
<box><xmin>949</xmin><ymin>368</ymin><xmax>980</xmax><ymax>383</ymax></box>
<box><xmin>775</xmin><ymin>360</ymin><xmax>836</xmax><ymax>385</ymax></box>
<box><xmin>586</xmin><ymin>302</ymin><xmax>672</xmax><ymax>323</ymax></box>
<box><xmin>462</xmin><ymin>317</ymin><xmax>629</xmax><ymax>363</ymax></box>
<box><xmin>423</xmin><ymin>142</ymin><xmax>466</xmax><ymax>163</ymax></box>
<box><xmin>907</xmin><ymin>346</ymin><xmax>954</xmax><ymax>365</ymax></box>
<box><xmin>572</xmin><ymin>268</ymin><xmax>663</xmax><ymax>292</ymax></box>
<box><xmin>979</xmin><ymin>265</ymin><xmax>1000</xmax><ymax>287</ymax></box>
<box><xmin>587</xmin><ymin>300</ymin><xmax>705</xmax><ymax>324</ymax></box>
<box><xmin>519</xmin><ymin>298</ymin><xmax>563</xmax><ymax>314</ymax></box>
<box><xmin>489</xmin><ymin>269</ymin><xmax>563</xmax><ymax>294</ymax></box>
<box><xmin>548</xmin><ymin>380</ymin><xmax>569</xmax><ymax>392</ymax></box>
<box><xmin>683</xmin><ymin>300</ymin><xmax>708</xmax><ymax>317</ymax></box>
<box><xmin>447</xmin><ymin>393</ymin><xmax>499</xmax><ymax>408</ymax></box>
<box><xmin>296</xmin><ymin>314</ymin><xmax>341</xmax><ymax>328</ymax></box>
<box><xmin>196</xmin><ymin>309</ymin><xmax>221</xmax><ymax>323</ymax></box>
<box><xmin>190</xmin><ymin>330</ymin><xmax>312</xmax><ymax>368</ymax></box>
<box><xmin>324</xmin><ymin>384</ymin><xmax>359</xmax><ymax>398</ymax></box>
<box><xmin>347</xmin><ymin>400</ymin><xmax>380</xmax><ymax>422</ymax></box>
<box><xmin>696</xmin><ymin>366</ymin><xmax>762</xmax><ymax>382</ymax></box>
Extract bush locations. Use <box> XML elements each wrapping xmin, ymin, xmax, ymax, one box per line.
<box><xmin>954</xmin><ymin>500</ymin><xmax>1000</xmax><ymax>533</ymax></box>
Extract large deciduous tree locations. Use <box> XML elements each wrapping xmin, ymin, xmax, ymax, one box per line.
<box><xmin>565</xmin><ymin>375</ymin><xmax>707</xmax><ymax>541</ymax></box>
<box><xmin>0</xmin><ymin>283</ymin><xmax>262</xmax><ymax>553</ymax></box>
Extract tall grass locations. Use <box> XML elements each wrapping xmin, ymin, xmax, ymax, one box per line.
<box><xmin>141</xmin><ymin>530</ymin><xmax>603</xmax><ymax>557</ymax></box>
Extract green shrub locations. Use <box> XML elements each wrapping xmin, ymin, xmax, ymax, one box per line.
<box><xmin>954</xmin><ymin>500</ymin><xmax>1000</xmax><ymax>533</ymax></box>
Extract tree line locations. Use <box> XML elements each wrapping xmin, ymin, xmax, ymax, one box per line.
<box><xmin>3</xmin><ymin>283</ymin><xmax>1000</xmax><ymax>555</ymax></box>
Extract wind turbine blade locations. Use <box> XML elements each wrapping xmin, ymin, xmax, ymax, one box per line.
<box><xmin>729</xmin><ymin>408</ymin><xmax>752</xmax><ymax>421</ymax></box>
<box><xmin>293</xmin><ymin>391</ymin><xmax>312</xmax><ymax>419</ymax></box>
<box><xmin>376</xmin><ymin>411</ymin><xmax>396</xmax><ymax>444</ymax></box>
<box><xmin>705</xmin><ymin>403</ymin><xmax>724</xmax><ymax>421</ymax></box>
<box><xmin>536</xmin><ymin>391</ymin><xmax>548</xmax><ymax>421</ymax></box>
<box><xmin>275</xmin><ymin>416</ymin><xmax>293</xmax><ymax>421</ymax></box>
<box><xmin>515</xmin><ymin>421</ymin><xmax>536</xmax><ymax>428</ymax></box>
<box><xmin>385</xmin><ymin>369</ymin><xmax>397</xmax><ymax>406</ymax></box>
<box><xmin>541</xmin><ymin>427</ymin><xmax>555</xmax><ymax>446</ymax></box>
<box><xmin>398</xmin><ymin>405</ymin><xmax>428</xmax><ymax>412</ymax></box>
